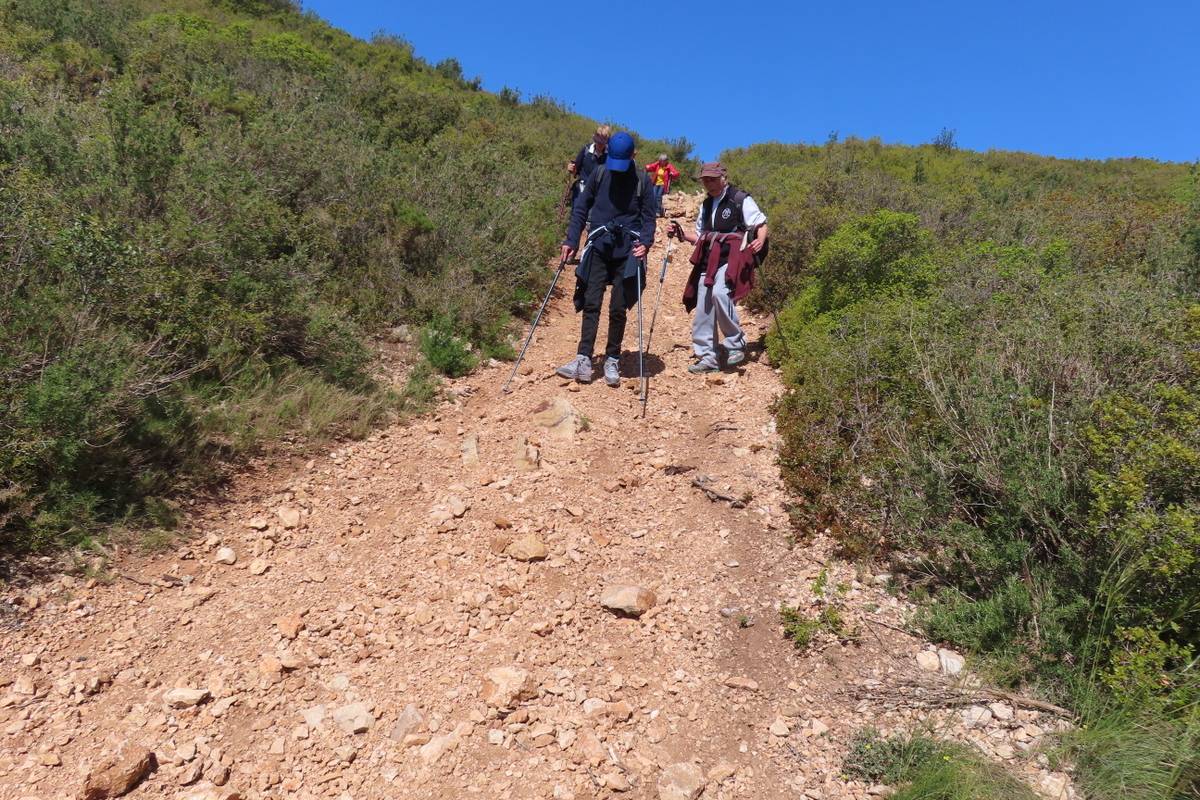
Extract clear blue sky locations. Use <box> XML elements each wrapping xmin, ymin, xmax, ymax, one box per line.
<box><xmin>301</xmin><ymin>0</ymin><xmax>1199</xmax><ymax>163</ymax></box>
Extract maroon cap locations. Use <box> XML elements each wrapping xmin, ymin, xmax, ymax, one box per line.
<box><xmin>698</xmin><ymin>161</ymin><xmax>726</xmax><ymax>178</ymax></box>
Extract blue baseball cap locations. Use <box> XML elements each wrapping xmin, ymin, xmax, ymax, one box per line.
<box><xmin>606</xmin><ymin>131</ymin><xmax>635</xmax><ymax>171</ymax></box>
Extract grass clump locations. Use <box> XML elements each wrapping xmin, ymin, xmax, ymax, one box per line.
<box><xmin>843</xmin><ymin>729</ymin><xmax>1038</xmax><ymax>800</ymax></box>
<box><xmin>780</xmin><ymin>604</ymin><xmax>856</xmax><ymax>649</ymax></box>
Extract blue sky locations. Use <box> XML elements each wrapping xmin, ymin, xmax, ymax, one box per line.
<box><xmin>301</xmin><ymin>0</ymin><xmax>1199</xmax><ymax>163</ymax></box>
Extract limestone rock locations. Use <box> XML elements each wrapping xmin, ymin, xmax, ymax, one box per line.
<box><xmin>248</xmin><ymin>559</ymin><xmax>269</xmax><ymax>576</ymax></box>
<box><xmin>461</xmin><ymin>435</ymin><xmax>480</xmax><ymax>467</ymax></box>
<box><xmin>81</xmin><ymin>744</ymin><xmax>154</xmax><ymax>800</ymax></box>
<box><xmin>164</xmin><ymin>688</ymin><xmax>210</xmax><ymax>709</ymax></box>
<box><xmin>532</xmin><ymin>397</ymin><xmax>581</xmax><ymax>442</ymax></box>
<box><xmin>658</xmin><ymin>762</ymin><xmax>705</xmax><ymax>800</ymax></box>
<box><xmin>504</xmin><ymin>534</ymin><xmax>548</xmax><ymax>562</ymax></box>
<box><xmin>178</xmin><ymin>786</ymin><xmax>241</xmax><ymax>800</ymax></box>
<box><xmin>769</xmin><ymin>718</ymin><xmax>790</xmax><ymax>737</ymax></box>
<box><xmin>482</xmin><ymin>666</ymin><xmax>537</xmax><ymax>710</ymax></box>
<box><xmin>988</xmin><ymin>702</ymin><xmax>1014</xmax><ymax>721</ymax></box>
<box><xmin>723</xmin><ymin>676</ymin><xmax>758</xmax><ymax>691</ymax></box>
<box><xmin>332</xmin><ymin>702</ymin><xmax>374</xmax><ymax>734</ymax></box>
<box><xmin>277</xmin><ymin>506</ymin><xmax>301</xmax><ymax>529</ymax></box>
<box><xmin>389</xmin><ymin>704</ymin><xmax>425</xmax><ymax>742</ymax></box>
<box><xmin>274</xmin><ymin>614</ymin><xmax>304</xmax><ymax>640</ymax></box>
<box><xmin>937</xmin><ymin>648</ymin><xmax>965</xmax><ymax>676</ymax></box>
<box><xmin>962</xmin><ymin>706</ymin><xmax>992</xmax><ymax>728</ymax></box>
<box><xmin>514</xmin><ymin>437</ymin><xmax>540</xmax><ymax>472</ymax></box>
<box><xmin>214</xmin><ymin>548</ymin><xmax>236</xmax><ymax>566</ymax></box>
<box><xmin>915</xmin><ymin>651</ymin><xmax>940</xmax><ymax>672</ymax></box>
<box><xmin>600</xmin><ymin>585</ymin><xmax>657</xmax><ymax>618</ymax></box>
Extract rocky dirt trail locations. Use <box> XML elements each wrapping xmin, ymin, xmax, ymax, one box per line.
<box><xmin>0</xmin><ymin>192</ymin><xmax>1074</xmax><ymax>800</ymax></box>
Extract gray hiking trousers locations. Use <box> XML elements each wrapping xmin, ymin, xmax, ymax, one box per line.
<box><xmin>691</xmin><ymin>264</ymin><xmax>745</xmax><ymax>368</ymax></box>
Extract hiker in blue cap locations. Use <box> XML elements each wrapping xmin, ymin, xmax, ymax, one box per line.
<box><xmin>556</xmin><ymin>131</ymin><xmax>656</xmax><ymax>386</ymax></box>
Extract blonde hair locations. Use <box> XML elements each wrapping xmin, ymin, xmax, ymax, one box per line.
<box><xmin>596</xmin><ymin>125</ymin><xmax>612</xmax><ymax>137</ymax></box>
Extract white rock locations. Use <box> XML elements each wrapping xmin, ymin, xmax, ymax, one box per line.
<box><xmin>658</xmin><ymin>762</ymin><xmax>705</xmax><ymax>800</ymax></box>
<box><xmin>214</xmin><ymin>548</ymin><xmax>237</xmax><ymax>565</ymax></box>
<box><xmin>988</xmin><ymin>702</ymin><xmax>1014</xmax><ymax>721</ymax></box>
<box><xmin>481</xmin><ymin>667</ymin><xmax>537</xmax><ymax>710</ymax></box>
<box><xmin>163</xmin><ymin>688</ymin><xmax>211</xmax><ymax>708</ymax></box>
<box><xmin>915</xmin><ymin>650</ymin><xmax>940</xmax><ymax>672</ymax></box>
<box><xmin>937</xmin><ymin>648</ymin><xmax>965</xmax><ymax>676</ymax></box>
<box><xmin>332</xmin><ymin>702</ymin><xmax>374</xmax><ymax>734</ymax></box>
<box><xmin>600</xmin><ymin>585</ymin><xmax>657</xmax><ymax>617</ymax></box>
<box><xmin>962</xmin><ymin>706</ymin><xmax>993</xmax><ymax>728</ymax></box>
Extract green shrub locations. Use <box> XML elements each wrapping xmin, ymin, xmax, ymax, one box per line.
<box><xmin>843</xmin><ymin>729</ymin><xmax>1037</xmax><ymax>800</ymax></box>
<box><xmin>419</xmin><ymin>317</ymin><xmax>477</xmax><ymax>378</ymax></box>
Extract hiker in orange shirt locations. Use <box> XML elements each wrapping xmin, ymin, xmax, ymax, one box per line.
<box><xmin>644</xmin><ymin>154</ymin><xmax>680</xmax><ymax>218</ymax></box>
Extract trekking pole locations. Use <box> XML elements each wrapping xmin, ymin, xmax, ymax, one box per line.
<box><xmin>502</xmin><ymin>254</ymin><xmax>568</xmax><ymax>393</ymax></box>
<box><xmin>636</xmin><ymin>256</ymin><xmax>646</xmax><ymax>408</ymax></box>
<box><xmin>641</xmin><ymin>240</ymin><xmax>674</xmax><ymax>418</ymax></box>
<box><xmin>644</xmin><ymin>239</ymin><xmax>674</xmax><ymax>355</ymax></box>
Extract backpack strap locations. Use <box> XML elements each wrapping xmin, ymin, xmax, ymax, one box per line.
<box><xmin>588</xmin><ymin>166</ymin><xmax>648</xmax><ymax>201</ymax></box>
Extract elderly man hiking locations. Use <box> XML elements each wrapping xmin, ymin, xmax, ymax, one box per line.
<box><xmin>557</xmin><ymin>131</ymin><xmax>657</xmax><ymax>386</ymax></box>
<box><xmin>669</xmin><ymin>161</ymin><xmax>768</xmax><ymax>374</ymax></box>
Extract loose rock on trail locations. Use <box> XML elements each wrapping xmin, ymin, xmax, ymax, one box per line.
<box><xmin>0</xmin><ymin>193</ymin><xmax>1074</xmax><ymax>799</ymax></box>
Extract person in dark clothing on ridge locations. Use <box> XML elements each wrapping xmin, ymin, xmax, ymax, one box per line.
<box><xmin>567</xmin><ymin>124</ymin><xmax>611</xmax><ymax>209</ymax></box>
<box><xmin>557</xmin><ymin>131</ymin><xmax>657</xmax><ymax>386</ymax></box>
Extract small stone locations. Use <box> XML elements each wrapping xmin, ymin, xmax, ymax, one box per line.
<box><xmin>723</xmin><ymin>676</ymin><xmax>758</xmax><ymax>691</ymax></box>
<box><xmin>602</xmin><ymin>771</ymin><xmax>631</xmax><ymax>792</ymax></box>
<box><xmin>419</xmin><ymin>723</ymin><xmax>469</xmax><ymax>765</ymax></box>
<box><xmin>915</xmin><ymin>651</ymin><xmax>940</xmax><ymax>672</ymax></box>
<box><xmin>275</xmin><ymin>614</ymin><xmax>304</xmax><ymax>640</ymax></box>
<box><xmin>769</xmin><ymin>718</ymin><xmax>790</xmax><ymax>737</ymax></box>
<box><xmin>332</xmin><ymin>702</ymin><xmax>374</xmax><ymax>734</ymax></box>
<box><xmin>248</xmin><ymin>559</ymin><xmax>269</xmax><ymax>576</ymax></box>
<box><xmin>214</xmin><ymin>548</ymin><xmax>236</xmax><ymax>566</ymax></box>
<box><xmin>809</xmin><ymin>718</ymin><xmax>829</xmax><ymax>736</ymax></box>
<box><xmin>488</xmin><ymin>729</ymin><xmax>505</xmax><ymax>746</ymax></box>
<box><xmin>995</xmin><ymin>743</ymin><xmax>1015</xmax><ymax>759</ymax></box>
<box><xmin>658</xmin><ymin>762</ymin><xmax>705</xmax><ymax>800</ymax></box>
<box><xmin>937</xmin><ymin>648</ymin><xmax>965</xmax><ymax>676</ymax></box>
<box><xmin>600</xmin><ymin>585</ymin><xmax>657</xmax><ymax>618</ymax></box>
<box><xmin>277</xmin><ymin>506</ymin><xmax>301</xmax><ymax>529</ymax></box>
<box><xmin>482</xmin><ymin>667</ymin><xmax>537</xmax><ymax>710</ymax></box>
<box><xmin>247</xmin><ymin>517</ymin><xmax>269</xmax><ymax>531</ymax></box>
<box><xmin>20</xmin><ymin>653</ymin><xmax>39</xmax><ymax>667</ymax></box>
<box><xmin>504</xmin><ymin>534</ymin><xmax>548</xmax><ymax>562</ymax></box>
<box><xmin>447</xmin><ymin>497</ymin><xmax>468</xmax><ymax>518</ymax></box>
<box><xmin>163</xmin><ymin>688</ymin><xmax>211</xmax><ymax>709</ymax></box>
<box><xmin>988</xmin><ymin>702</ymin><xmax>1014</xmax><ymax>721</ymax></box>
<box><xmin>389</xmin><ymin>704</ymin><xmax>425</xmax><ymax>742</ymax></box>
<box><xmin>12</xmin><ymin>675</ymin><xmax>35</xmax><ymax>695</ymax></box>
<box><xmin>39</xmin><ymin>751</ymin><xmax>61</xmax><ymax>766</ymax></box>
<box><xmin>962</xmin><ymin>706</ymin><xmax>993</xmax><ymax>728</ymax></box>
<box><xmin>708</xmin><ymin>762</ymin><xmax>737</xmax><ymax>784</ymax></box>
<box><xmin>1039</xmin><ymin>773</ymin><xmax>1069</xmax><ymax>798</ymax></box>
<box><xmin>81</xmin><ymin>744</ymin><xmax>153</xmax><ymax>800</ymax></box>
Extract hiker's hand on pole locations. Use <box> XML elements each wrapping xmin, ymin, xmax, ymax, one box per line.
<box><xmin>560</xmin><ymin>245</ymin><xmax>574</xmax><ymax>264</ymax></box>
<box><xmin>749</xmin><ymin>238</ymin><xmax>764</xmax><ymax>254</ymax></box>
<box><xmin>632</xmin><ymin>244</ymin><xmax>647</xmax><ymax>259</ymax></box>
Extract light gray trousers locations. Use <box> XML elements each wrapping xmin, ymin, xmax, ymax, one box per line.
<box><xmin>691</xmin><ymin>264</ymin><xmax>746</xmax><ymax>367</ymax></box>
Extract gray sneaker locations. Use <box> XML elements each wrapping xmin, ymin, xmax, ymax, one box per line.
<box><xmin>726</xmin><ymin>349</ymin><xmax>746</xmax><ymax>367</ymax></box>
<box><xmin>556</xmin><ymin>354</ymin><xmax>593</xmax><ymax>383</ymax></box>
<box><xmin>688</xmin><ymin>362</ymin><xmax>719</xmax><ymax>375</ymax></box>
<box><xmin>603</xmin><ymin>357</ymin><xmax>621</xmax><ymax>386</ymax></box>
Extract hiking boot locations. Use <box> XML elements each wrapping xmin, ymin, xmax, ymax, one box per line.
<box><xmin>556</xmin><ymin>355</ymin><xmax>593</xmax><ymax>383</ymax></box>
<box><xmin>726</xmin><ymin>349</ymin><xmax>746</xmax><ymax>367</ymax></box>
<box><xmin>603</xmin><ymin>357</ymin><xmax>621</xmax><ymax>386</ymax></box>
<box><xmin>687</xmin><ymin>362</ymin><xmax>719</xmax><ymax>375</ymax></box>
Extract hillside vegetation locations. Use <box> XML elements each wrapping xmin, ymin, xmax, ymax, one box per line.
<box><xmin>724</xmin><ymin>137</ymin><xmax>1199</xmax><ymax>797</ymax></box>
<box><xmin>0</xmin><ymin>0</ymin><xmax>692</xmax><ymax>555</ymax></box>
